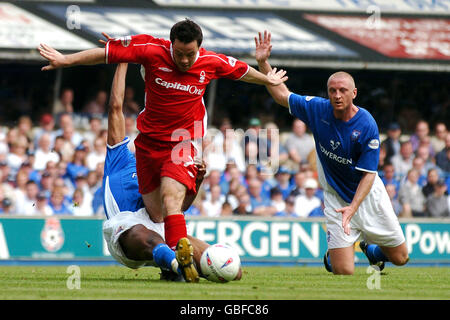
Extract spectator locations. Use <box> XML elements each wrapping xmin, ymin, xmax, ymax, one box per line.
<box><xmin>381</xmin><ymin>122</ymin><xmax>402</xmax><ymax>163</ymax></box>
<box><xmin>53</xmin><ymin>88</ymin><xmax>74</xmax><ymax>116</ymax></box>
<box><xmin>86</xmin><ymin>136</ymin><xmax>106</xmax><ymax>171</ymax></box>
<box><xmin>398</xmin><ymin>168</ymin><xmax>426</xmax><ymax>218</ymax></box>
<box><xmin>17</xmin><ymin>115</ymin><xmax>33</xmax><ymax>143</ymax></box>
<box><xmin>48</xmin><ymin>186</ymin><xmax>72</xmax><ymax>215</ymax></box>
<box><xmin>204</xmin><ymin>169</ymin><xmax>222</xmax><ymax>194</ymax></box>
<box><xmin>410</xmin><ymin>120</ymin><xmax>434</xmax><ymax>156</ymax></box>
<box><xmin>71</xmin><ymin>188</ymin><xmax>94</xmax><ymax>217</ymax></box>
<box><xmin>425</xmin><ymin>179</ymin><xmax>449</xmax><ymax>217</ymax></box>
<box><xmin>62</xmin><ymin>123</ymin><xmax>83</xmax><ymax>152</ymax></box>
<box><xmin>385</xmin><ymin>183</ymin><xmax>402</xmax><ymax>216</ymax></box>
<box><xmin>204</xmin><ymin>130</ymin><xmax>228</xmax><ymax>173</ymax></box>
<box><xmin>0</xmin><ymin>197</ymin><xmax>13</xmax><ymax>214</ymax></box>
<box><xmin>12</xmin><ymin>168</ymin><xmax>29</xmax><ymax>214</ymax></box>
<box><xmin>380</xmin><ymin>163</ymin><xmax>400</xmax><ymax>192</ymax></box>
<box><xmin>265</xmin><ymin>122</ymin><xmax>289</xmax><ymax>165</ymax></box>
<box><xmin>422</xmin><ymin>168</ymin><xmax>445</xmax><ymax>198</ymax></box>
<box><xmin>6</xmin><ymin>134</ymin><xmax>29</xmax><ymax>178</ymax></box>
<box><xmin>83</xmin><ymin>90</ymin><xmax>108</xmax><ymax>115</ymax></box>
<box><xmin>244</xmin><ymin>117</ymin><xmax>270</xmax><ymax>165</ymax></box>
<box><xmin>274</xmin><ymin>196</ymin><xmax>297</xmax><ymax>217</ymax></box>
<box><xmin>391</xmin><ymin>140</ymin><xmax>414</xmax><ymax>178</ymax></box>
<box><xmin>416</xmin><ymin>144</ymin><xmax>440</xmax><ymax>175</ymax></box>
<box><xmin>73</xmin><ymin>173</ymin><xmax>93</xmax><ymax>210</ymax></box>
<box><xmin>220</xmin><ymin>202</ymin><xmax>233</xmax><ymax>216</ymax></box>
<box><xmin>244</xmin><ymin>164</ymin><xmax>258</xmax><ymax>187</ymax></box>
<box><xmin>377</xmin><ymin>143</ymin><xmax>388</xmax><ymax>171</ymax></box>
<box><xmin>33</xmin><ymin>113</ymin><xmax>56</xmax><ymax>149</ymax></box>
<box><xmin>82</xmin><ymin>116</ymin><xmax>104</xmax><ymax>147</ymax></box>
<box><xmin>289</xmin><ymin>171</ymin><xmax>306</xmax><ymax>197</ymax></box>
<box><xmin>233</xmin><ymin>193</ymin><xmax>252</xmax><ymax>216</ymax></box>
<box><xmin>293</xmin><ymin>178</ymin><xmax>321</xmax><ymax>217</ymax></box>
<box><xmin>270</xmin><ymin>187</ymin><xmax>286</xmax><ymax>214</ymax></box>
<box><xmin>435</xmin><ymin>133</ymin><xmax>450</xmax><ymax>172</ymax></box>
<box><xmin>430</xmin><ymin>122</ymin><xmax>447</xmax><ymax>154</ymax></box>
<box><xmin>39</xmin><ymin>171</ymin><xmax>54</xmax><ymax>199</ymax></box>
<box><xmin>284</xmin><ymin>119</ymin><xmax>315</xmax><ymax>167</ymax></box>
<box><xmin>411</xmin><ymin>156</ymin><xmax>427</xmax><ymax>187</ymax></box>
<box><xmin>33</xmin><ymin>133</ymin><xmax>60</xmax><ymax>172</ymax></box>
<box><xmin>55</xmin><ymin>113</ymin><xmax>83</xmax><ymax>147</ymax></box>
<box><xmin>308</xmin><ymin>200</ymin><xmax>325</xmax><ymax>217</ymax></box>
<box><xmin>274</xmin><ymin>166</ymin><xmax>294</xmax><ymax>199</ymax></box>
<box><xmin>247</xmin><ymin>178</ymin><xmax>277</xmax><ymax>216</ymax></box>
<box><xmin>21</xmin><ymin>180</ymin><xmax>40</xmax><ymax>215</ymax></box>
<box><xmin>202</xmin><ymin>184</ymin><xmax>224</xmax><ymax>217</ymax></box>
<box><xmin>123</xmin><ymin>86</ymin><xmax>141</xmax><ymax>115</ymax></box>
<box><xmin>31</xmin><ymin>191</ymin><xmax>53</xmax><ymax>216</ymax></box>
<box><xmin>66</xmin><ymin>144</ymin><xmax>89</xmax><ymax>186</ymax></box>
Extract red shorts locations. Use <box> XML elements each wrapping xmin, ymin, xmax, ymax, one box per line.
<box><xmin>134</xmin><ymin>133</ymin><xmax>199</xmax><ymax>195</ymax></box>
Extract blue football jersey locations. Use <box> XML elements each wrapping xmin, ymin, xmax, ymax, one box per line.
<box><xmin>102</xmin><ymin>137</ymin><xmax>144</xmax><ymax>219</ymax></box>
<box><xmin>288</xmin><ymin>94</ymin><xmax>380</xmax><ymax>203</ymax></box>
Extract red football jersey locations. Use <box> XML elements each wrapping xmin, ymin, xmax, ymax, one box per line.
<box><xmin>106</xmin><ymin>34</ymin><xmax>250</xmax><ymax>142</ymax></box>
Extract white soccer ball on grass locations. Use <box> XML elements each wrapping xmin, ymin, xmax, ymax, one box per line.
<box><xmin>200</xmin><ymin>243</ymin><xmax>241</xmax><ymax>283</ymax></box>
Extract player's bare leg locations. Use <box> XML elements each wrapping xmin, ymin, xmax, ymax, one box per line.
<box><xmin>329</xmin><ymin>246</ymin><xmax>355</xmax><ymax>275</ymax></box>
<box><xmin>142</xmin><ymin>188</ymin><xmax>163</xmax><ymax>223</ymax></box>
<box><xmin>380</xmin><ymin>243</ymin><xmax>409</xmax><ymax>265</ymax></box>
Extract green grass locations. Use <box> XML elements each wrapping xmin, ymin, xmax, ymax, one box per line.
<box><xmin>0</xmin><ymin>266</ymin><xmax>448</xmax><ymax>300</ymax></box>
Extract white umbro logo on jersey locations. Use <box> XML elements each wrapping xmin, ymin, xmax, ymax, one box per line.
<box><xmin>158</xmin><ymin>67</ymin><xmax>172</xmax><ymax>72</ymax></box>
<box><xmin>305</xmin><ymin>96</ymin><xmax>315</xmax><ymax>101</ymax></box>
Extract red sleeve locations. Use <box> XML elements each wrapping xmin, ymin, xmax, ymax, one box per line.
<box><xmin>106</xmin><ymin>34</ymin><xmax>168</xmax><ymax>65</ymax></box>
<box><xmin>208</xmin><ymin>52</ymin><xmax>249</xmax><ymax>80</ymax></box>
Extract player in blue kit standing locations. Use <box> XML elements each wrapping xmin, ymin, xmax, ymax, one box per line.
<box><xmin>255</xmin><ymin>31</ymin><xmax>409</xmax><ymax>274</ymax></box>
<box><xmin>102</xmin><ymin>62</ymin><xmax>213</xmax><ymax>282</ymax></box>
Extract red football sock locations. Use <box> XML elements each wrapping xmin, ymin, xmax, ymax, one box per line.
<box><xmin>164</xmin><ymin>214</ymin><xmax>187</xmax><ymax>250</ymax></box>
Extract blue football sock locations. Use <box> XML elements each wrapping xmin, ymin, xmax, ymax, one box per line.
<box><xmin>152</xmin><ymin>243</ymin><xmax>180</xmax><ymax>274</ymax></box>
<box><xmin>367</xmin><ymin>244</ymin><xmax>389</xmax><ymax>262</ymax></box>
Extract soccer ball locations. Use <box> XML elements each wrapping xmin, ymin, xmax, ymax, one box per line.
<box><xmin>200</xmin><ymin>243</ymin><xmax>241</xmax><ymax>283</ymax></box>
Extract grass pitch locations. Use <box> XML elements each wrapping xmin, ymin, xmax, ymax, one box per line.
<box><xmin>0</xmin><ymin>265</ymin><xmax>448</xmax><ymax>300</ymax></box>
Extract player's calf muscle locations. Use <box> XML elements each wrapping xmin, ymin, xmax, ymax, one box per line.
<box><xmin>119</xmin><ymin>225</ymin><xmax>164</xmax><ymax>261</ymax></box>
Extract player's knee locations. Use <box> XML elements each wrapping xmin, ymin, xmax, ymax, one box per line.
<box><xmin>391</xmin><ymin>252</ymin><xmax>409</xmax><ymax>266</ymax></box>
<box><xmin>332</xmin><ymin>265</ymin><xmax>354</xmax><ymax>275</ymax></box>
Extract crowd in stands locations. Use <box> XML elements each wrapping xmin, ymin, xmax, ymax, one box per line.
<box><xmin>0</xmin><ymin>86</ymin><xmax>449</xmax><ymax>218</ymax></box>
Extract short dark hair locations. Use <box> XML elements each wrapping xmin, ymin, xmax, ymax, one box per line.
<box><xmin>170</xmin><ymin>18</ymin><xmax>203</xmax><ymax>47</ymax></box>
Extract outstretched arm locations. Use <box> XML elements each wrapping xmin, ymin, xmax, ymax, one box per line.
<box><xmin>107</xmin><ymin>63</ymin><xmax>128</xmax><ymax>146</ymax></box>
<box><xmin>254</xmin><ymin>31</ymin><xmax>291</xmax><ymax>108</ymax></box>
<box><xmin>240</xmin><ymin>65</ymin><xmax>288</xmax><ymax>87</ymax></box>
<box><xmin>38</xmin><ymin>44</ymin><xmax>105</xmax><ymax>71</ymax></box>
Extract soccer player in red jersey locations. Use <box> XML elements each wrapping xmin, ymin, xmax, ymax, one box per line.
<box><xmin>38</xmin><ymin>19</ymin><xmax>287</xmax><ymax>280</ymax></box>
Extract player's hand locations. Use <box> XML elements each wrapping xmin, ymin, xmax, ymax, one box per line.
<box><xmin>195</xmin><ymin>160</ymin><xmax>207</xmax><ymax>182</ymax></box>
<box><xmin>266</xmin><ymin>67</ymin><xmax>288</xmax><ymax>86</ymax></box>
<box><xmin>98</xmin><ymin>32</ymin><xmax>113</xmax><ymax>46</ymax></box>
<box><xmin>254</xmin><ymin>30</ymin><xmax>272</xmax><ymax>63</ymax></box>
<box><xmin>335</xmin><ymin>205</ymin><xmax>356</xmax><ymax>236</ymax></box>
<box><xmin>38</xmin><ymin>43</ymin><xmax>67</xmax><ymax>71</ymax></box>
